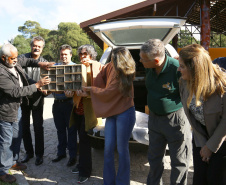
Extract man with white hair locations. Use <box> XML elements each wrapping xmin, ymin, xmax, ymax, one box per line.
<box><xmin>0</xmin><ymin>43</ymin><xmax>50</xmax><ymax>183</ymax></box>
<box><xmin>140</xmin><ymin>39</ymin><xmax>192</xmax><ymax>185</ymax></box>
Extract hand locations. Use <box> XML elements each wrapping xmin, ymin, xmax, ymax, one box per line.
<box><xmin>82</xmin><ymin>86</ymin><xmax>91</xmax><ymax>91</ymax></box>
<box><xmin>38</xmin><ymin>62</ymin><xmax>55</xmax><ymax>70</ymax></box>
<box><xmin>200</xmin><ymin>145</ymin><xmax>212</xmax><ymax>163</ymax></box>
<box><xmin>76</xmin><ymin>90</ymin><xmax>88</xmax><ymax>97</ymax></box>
<box><xmin>174</xmin><ymin>55</ymin><xmax>179</xmax><ymax>60</ymax></box>
<box><xmin>42</xmin><ymin>90</ymin><xmax>52</xmax><ymax>96</ymax></box>
<box><xmin>80</xmin><ymin>58</ymin><xmax>93</xmax><ymax>67</ymax></box>
<box><xmin>42</xmin><ymin>90</ymin><xmax>48</xmax><ymax>95</ymax></box>
<box><xmin>35</xmin><ymin>76</ymin><xmax>50</xmax><ymax>88</ymax></box>
<box><xmin>64</xmin><ymin>90</ymin><xmax>74</xmax><ymax>97</ymax></box>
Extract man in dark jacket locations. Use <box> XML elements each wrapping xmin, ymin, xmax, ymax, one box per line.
<box><xmin>0</xmin><ymin>43</ymin><xmax>50</xmax><ymax>183</ymax></box>
<box><xmin>19</xmin><ymin>36</ymin><xmax>48</xmax><ymax>166</ymax></box>
<box><xmin>212</xmin><ymin>57</ymin><xmax>226</xmax><ymax>69</ymax></box>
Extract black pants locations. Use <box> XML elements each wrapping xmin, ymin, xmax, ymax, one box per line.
<box><xmin>75</xmin><ymin>113</ymin><xmax>92</xmax><ymax>177</ymax></box>
<box><xmin>21</xmin><ymin>104</ymin><xmax>44</xmax><ymax>157</ymax></box>
<box><xmin>193</xmin><ymin>139</ymin><xmax>226</xmax><ymax>185</ymax></box>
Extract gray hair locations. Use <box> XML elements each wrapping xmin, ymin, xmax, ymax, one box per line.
<box><xmin>77</xmin><ymin>44</ymin><xmax>97</xmax><ymax>60</ymax></box>
<box><xmin>60</xmin><ymin>44</ymin><xmax>72</xmax><ymax>54</ymax></box>
<box><xmin>30</xmin><ymin>36</ymin><xmax>45</xmax><ymax>48</ymax></box>
<box><xmin>140</xmin><ymin>39</ymin><xmax>165</xmax><ymax>60</ymax></box>
<box><xmin>0</xmin><ymin>43</ymin><xmax>17</xmax><ymax>58</ymax></box>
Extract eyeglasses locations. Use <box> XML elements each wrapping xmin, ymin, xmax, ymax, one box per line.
<box><xmin>79</xmin><ymin>52</ymin><xmax>88</xmax><ymax>57</ymax></box>
<box><xmin>140</xmin><ymin>58</ymin><xmax>154</xmax><ymax>63</ymax></box>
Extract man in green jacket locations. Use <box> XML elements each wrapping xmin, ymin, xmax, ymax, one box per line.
<box><xmin>140</xmin><ymin>39</ymin><xmax>192</xmax><ymax>185</ymax></box>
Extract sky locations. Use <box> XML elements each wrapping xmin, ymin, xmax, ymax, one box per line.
<box><xmin>0</xmin><ymin>0</ymin><xmax>145</xmax><ymax>45</ymax></box>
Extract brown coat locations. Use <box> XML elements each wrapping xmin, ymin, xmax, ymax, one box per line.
<box><xmin>90</xmin><ymin>62</ymin><xmax>134</xmax><ymax>118</ymax></box>
<box><xmin>179</xmin><ymin>79</ymin><xmax>226</xmax><ymax>153</ymax></box>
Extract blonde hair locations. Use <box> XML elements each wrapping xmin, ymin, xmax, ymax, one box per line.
<box><xmin>111</xmin><ymin>47</ymin><xmax>136</xmax><ymax>97</ymax></box>
<box><xmin>179</xmin><ymin>44</ymin><xmax>226</xmax><ymax>107</ymax></box>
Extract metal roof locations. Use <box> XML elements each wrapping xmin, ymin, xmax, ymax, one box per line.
<box><xmin>187</xmin><ymin>0</ymin><xmax>226</xmax><ymax>34</ymax></box>
<box><xmin>80</xmin><ymin>0</ymin><xmax>226</xmax><ymax>48</ymax></box>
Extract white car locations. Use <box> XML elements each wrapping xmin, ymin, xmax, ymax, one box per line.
<box><xmin>86</xmin><ymin>16</ymin><xmax>186</xmax><ymax>148</ymax></box>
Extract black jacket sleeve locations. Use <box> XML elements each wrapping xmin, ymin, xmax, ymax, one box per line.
<box><xmin>17</xmin><ymin>56</ymin><xmax>39</xmax><ymax>68</ymax></box>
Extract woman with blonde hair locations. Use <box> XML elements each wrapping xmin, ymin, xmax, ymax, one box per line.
<box><xmin>178</xmin><ymin>44</ymin><xmax>226</xmax><ymax>185</ymax></box>
<box><xmin>79</xmin><ymin>47</ymin><xmax>136</xmax><ymax>185</ymax></box>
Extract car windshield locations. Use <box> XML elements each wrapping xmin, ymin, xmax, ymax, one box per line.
<box><xmin>103</xmin><ymin>28</ymin><xmax>171</xmax><ymax>46</ymax></box>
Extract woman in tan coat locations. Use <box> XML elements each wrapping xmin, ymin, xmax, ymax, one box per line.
<box><xmin>178</xmin><ymin>44</ymin><xmax>226</xmax><ymax>185</ymax></box>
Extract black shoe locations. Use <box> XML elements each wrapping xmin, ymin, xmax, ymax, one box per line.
<box><xmin>21</xmin><ymin>154</ymin><xmax>34</xmax><ymax>163</ymax></box>
<box><xmin>35</xmin><ymin>156</ymin><xmax>43</xmax><ymax>166</ymax></box>
<box><xmin>71</xmin><ymin>165</ymin><xmax>79</xmax><ymax>174</ymax></box>
<box><xmin>52</xmin><ymin>155</ymin><xmax>66</xmax><ymax>162</ymax></box>
<box><xmin>77</xmin><ymin>176</ymin><xmax>88</xmax><ymax>184</ymax></box>
<box><xmin>67</xmin><ymin>158</ymin><xmax>76</xmax><ymax>167</ymax></box>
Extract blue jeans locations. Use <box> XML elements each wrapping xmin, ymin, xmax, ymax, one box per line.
<box><xmin>0</xmin><ymin>121</ymin><xmax>14</xmax><ymax>175</ymax></box>
<box><xmin>103</xmin><ymin>107</ymin><xmax>135</xmax><ymax>185</ymax></box>
<box><xmin>13</xmin><ymin>107</ymin><xmax>22</xmax><ymax>162</ymax></box>
<box><xmin>52</xmin><ymin>100</ymin><xmax>77</xmax><ymax>158</ymax></box>
<box><xmin>0</xmin><ymin>108</ymin><xmax>22</xmax><ymax>176</ymax></box>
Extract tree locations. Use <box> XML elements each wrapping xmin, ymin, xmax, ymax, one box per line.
<box><xmin>13</xmin><ymin>20</ymin><xmax>102</xmax><ymax>62</ymax></box>
<box><xmin>46</xmin><ymin>22</ymin><xmax>102</xmax><ymax>62</ymax></box>
<box><xmin>210</xmin><ymin>32</ymin><xmax>226</xmax><ymax>47</ymax></box>
<box><xmin>18</xmin><ymin>20</ymin><xmax>50</xmax><ymax>39</ymax></box>
<box><xmin>177</xmin><ymin>29</ymin><xmax>200</xmax><ymax>47</ymax></box>
<box><xmin>12</xmin><ymin>35</ymin><xmax>30</xmax><ymax>56</ymax></box>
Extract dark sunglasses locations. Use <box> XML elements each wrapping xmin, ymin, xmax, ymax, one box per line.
<box><xmin>79</xmin><ymin>52</ymin><xmax>88</xmax><ymax>57</ymax></box>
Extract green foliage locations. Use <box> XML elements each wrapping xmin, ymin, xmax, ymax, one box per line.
<box><xmin>210</xmin><ymin>32</ymin><xmax>226</xmax><ymax>47</ymax></box>
<box><xmin>0</xmin><ymin>170</ymin><xmax>18</xmax><ymax>185</ymax></box>
<box><xmin>0</xmin><ymin>181</ymin><xmax>18</xmax><ymax>185</ymax></box>
<box><xmin>13</xmin><ymin>35</ymin><xmax>30</xmax><ymax>56</ymax></box>
<box><xmin>13</xmin><ymin>21</ymin><xmax>103</xmax><ymax>62</ymax></box>
<box><xmin>177</xmin><ymin>30</ymin><xmax>200</xmax><ymax>47</ymax></box>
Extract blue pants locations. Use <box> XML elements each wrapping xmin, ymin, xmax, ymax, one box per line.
<box><xmin>0</xmin><ymin>108</ymin><xmax>22</xmax><ymax>176</ymax></box>
<box><xmin>52</xmin><ymin>100</ymin><xmax>77</xmax><ymax>158</ymax></box>
<box><xmin>103</xmin><ymin>107</ymin><xmax>135</xmax><ymax>185</ymax></box>
<box><xmin>0</xmin><ymin>120</ymin><xmax>19</xmax><ymax>175</ymax></box>
<box><xmin>12</xmin><ymin>107</ymin><xmax>22</xmax><ymax>162</ymax></box>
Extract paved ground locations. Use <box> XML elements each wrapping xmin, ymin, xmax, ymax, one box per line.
<box><xmin>17</xmin><ymin>95</ymin><xmax>194</xmax><ymax>185</ymax></box>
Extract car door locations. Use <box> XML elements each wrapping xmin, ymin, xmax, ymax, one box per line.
<box><xmin>89</xmin><ymin>16</ymin><xmax>186</xmax><ymax>48</ymax></box>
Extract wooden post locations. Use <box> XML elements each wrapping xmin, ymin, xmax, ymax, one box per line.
<box><xmin>200</xmin><ymin>0</ymin><xmax>210</xmax><ymax>51</ymax></box>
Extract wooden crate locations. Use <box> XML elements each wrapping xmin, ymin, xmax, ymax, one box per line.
<box><xmin>40</xmin><ymin>64</ymin><xmax>87</xmax><ymax>91</ymax></box>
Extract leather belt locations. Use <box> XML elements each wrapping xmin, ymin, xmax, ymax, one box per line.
<box><xmin>54</xmin><ymin>98</ymin><xmax>72</xmax><ymax>103</ymax></box>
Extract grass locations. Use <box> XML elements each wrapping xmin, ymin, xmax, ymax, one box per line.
<box><xmin>0</xmin><ymin>170</ymin><xmax>18</xmax><ymax>185</ymax></box>
<box><xmin>0</xmin><ymin>182</ymin><xmax>18</xmax><ymax>185</ymax></box>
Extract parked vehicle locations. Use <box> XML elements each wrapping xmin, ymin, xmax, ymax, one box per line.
<box><xmin>87</xmin><ymin>16</ymin><xmax>186</xmax><ymax>148</ymax></box>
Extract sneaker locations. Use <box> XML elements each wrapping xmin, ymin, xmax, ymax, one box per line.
<box><xmin>71</xmin><ymin>165</ymin><xmax>79</xmax><ymax>174</ymax></box>
<box><xmin>77</xmin><ymin>176</ymin><xmax>88</xmax><ymax>184</ymax></box>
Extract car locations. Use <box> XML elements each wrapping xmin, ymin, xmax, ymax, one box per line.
<box><xmin>86</xmin><ymin>16</ymin><xmax>186</xmax><ymax>149</ymax></box>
